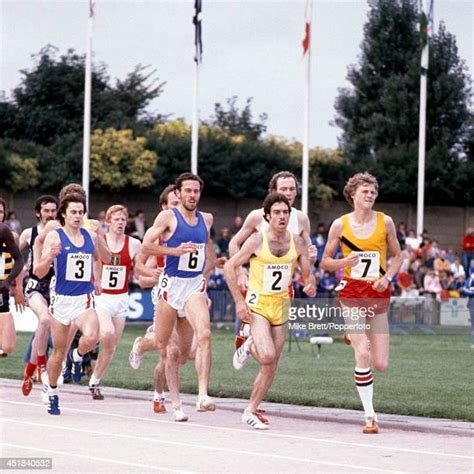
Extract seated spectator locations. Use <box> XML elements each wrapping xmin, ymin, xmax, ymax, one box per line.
<box><xmin>97</xmin><ymin>210</ymin><xmax>108</xmax><ymax>234</ymax></box>
<box><xmin>405</xmin><ymin>229</ymin><xmax>421</xmax><ymax>250</ymax></box>
<box><xmin>424</xmin><ymin>269</ymin><xmax>442</xmax><ymax>298</ymax></box>
<box><xmin>318</xmin><ymin>271</ymin><xmax>335</xmax><ymax>298</ymax></box>
<box><xmin>397</xmin><ymin>268</ymin><xmax>418</xmax><ymax>297</ymax></box>
<box><xmin>451</xmin><ymin>256</ymin><xmax>465</xmax><ymax>279</ymax></box>
<box><xmin>445</xmin><ymin>247</ymin><xmax>456</xmax><ymax>264</ymax></box>
<box><xmin>230</xmin><ymin>215</ymin><xmax>243</xmax><ymax>237</ymax></box>
<box><xmin>434</xmin><ymin>250</ymin><xmax>452</xmax><ymax>275</ymax></box>
<box><xmin>217</xmin><ymin>227</ymin><xmax>231</xmax><ymax>257</ymax></box>
<box><xmin>397</xmin><ymin>222</ymin><xmax>407</xmax><ymax>247</ymax></box>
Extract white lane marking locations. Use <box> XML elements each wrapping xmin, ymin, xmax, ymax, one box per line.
<box><xmin>0</xmin><ymin>441</ymin><xmax>193</xmax><ymax>473</ymax></box>
<box><xmin>1</xmin><ymin>398</ymin><xmax>472</xmax><ymax>461</ymax></box>
<box><xmin>1</xmin><ymin>417</ymin><xmax>402</xmax><ymax>473</ymax></box>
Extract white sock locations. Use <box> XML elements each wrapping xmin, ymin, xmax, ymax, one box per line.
<box><xmin>154</xmin><ymin>390</ymin><xmax>165</xmax><ymax>401</ymax></box>
<box><xmin>73</xmin><ymin>348</ymin><xmax>83</xmax><ymax>363</ymax></box>
<box><xmin>48</xmin><ymin>385</ymin><xmax>59</xmax><ymax>396</ymax></box>
<box><xmin>89</xmin><ymin>375</ymin><xmax>100</xmax><ymax>387</ymax></box>
<box><xmin>354</xmin><ymin>367</ymin><xmax>375</xmax><ymax>420</ymax></box>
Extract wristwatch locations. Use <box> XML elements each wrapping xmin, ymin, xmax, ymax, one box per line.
<box><xmin>384</xmin><ymin>274</ymin><xmax>393</xmax><ymax>283</ymax></box>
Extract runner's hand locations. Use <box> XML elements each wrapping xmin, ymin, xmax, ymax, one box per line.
<box><xmin>303</xmin><ymin>282</ymin><xmax>317</xmax><ymax>298</ymax></box>
<box><xmin>308</xmin><ymin>244</ymin><xmax>318</xmax><ymax>260</ymax></box>
<box><xmin>237</xmin><ymin>271</ymin><xmax>248</xmax><ymax>294</ymax></box>
<box><xmin>372</xmin><ymin>276</ymin><xmax>389</xmax><ymax>292</ymax></box>
<box><xmin>14</xmin><ymin>287</ymin><xmax>26</xmax><ymax>313</ymax></box>
<box><xmin>236</xmin><ymin>301</ymin><xmax>251</xmax><ymax>321</ymax></box>
<box><xmin>174</xmin><ymin>242</ymin><xmax>198</xmax><ymax>256</ymax></box>
<box><xmin>345</xmin><ymin>252</ymin><xmax>359</xmax><ymax>268</ymax></box>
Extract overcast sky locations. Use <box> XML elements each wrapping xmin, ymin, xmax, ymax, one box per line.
<box><xmin>0</xmin><ymin>0</ymin><xmax>472</xmax><ymax>148</ymax></box>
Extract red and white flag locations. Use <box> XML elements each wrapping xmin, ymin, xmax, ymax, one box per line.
<box><xmin>302</xmin><ymin>0</ymin><xmax>312</xmax><ymax>55</ymax></box>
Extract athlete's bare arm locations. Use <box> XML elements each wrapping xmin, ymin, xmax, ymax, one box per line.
<box><xmin>320</xmin><ymin>218</ymin><xmax>359</xmax><ymax>271</ymax></box>
<box><xmin>136</xmin><ymin>254</ymin><xmax>162</xmax><ymax>288</ymax></box>
<box><xmin>32</xmin><ymin>220</ymin><xmax>60</xmax><ymax>271</ymax></box>
<box><xmin>34</xmin><ymin>230</ymin><xmax>61</xmax><ymax>279</ymax></box>
<box><xmin>294</xmin><ymin>234</ymin><xmax>317</xmax><ymax>297</ymax></box>
<box><xmin>19</xmin><ymin>227</ymin><xmax>32</xmax><ymax>252</ymax></box>
<box><xmin>224</xmin><ymin>233</ymin><xmax>262</xmax><ymax>320</ymax></box>
<box><xmin>140</xmin><ymin>210</ymin><xmax>198</xmax><ymax>257</ymax></box>
<box><xmin>96</xmin><ymin>232</ymin><xmax>112</xmax><ymax>264</ymax></box>
<box><xmin>297</xmin><ymin>211</ymin><xmax>318</xmax><ymax>265</ymax></box>
<box><xmin>228</xmin><ymin>209</ymin><xmax>263</xmax><ymax>258</ymax></box>
<box><xmin>202</xmin><ymin>212</ymin><xmax>217</xmax><ymax>281</ymax></box>
<box><xmin>372</xmin><ymin>216</ymin><xmax>402</xmax><ymax>292</ymax></box>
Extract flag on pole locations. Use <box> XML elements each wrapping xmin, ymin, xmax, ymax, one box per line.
<box><xmin>89</xmin><ymin>0</ymin><xmax>96</xmax><ymax>18</ymax></box>
<box><xmin>419</xmin><ymin>0</ymin><xmax>433</xmax><ymax>73</ymax></box>
<box><xmin>302</xmin><ymin>0</ymin><xmax>311</xmax><ymax>55</ymax></box>
<box><xmin>193</xmin><ymin>0</ymin><xmax>202</xmax><ymax>63</ymax></box>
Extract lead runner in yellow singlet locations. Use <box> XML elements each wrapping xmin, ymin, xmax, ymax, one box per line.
<box><xmin>225</xmin><ymin>193</ymin><xmax>316</xmax><ymax>430</ymax></box>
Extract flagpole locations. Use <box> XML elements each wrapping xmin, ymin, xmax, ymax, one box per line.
<box><xmin>301</xmin><ymin>0</ymin><xmax>312</xmax><ymax>216</ymax></box>
<box><xmin>82</xmin><ymin>0</ymin><xmax>94</xmax><ymax>209</ymax></box>
<box><xmin>416</xmin><ymin>0</ymin><xmax>432</xmax><ymax>239</ymax></box>
<box><xmin>191</xmin><ymin>61</ymin><xmax>199</xmax><ymax>175</ymax></box>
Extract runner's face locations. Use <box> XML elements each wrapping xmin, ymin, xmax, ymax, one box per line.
<box><xmin>276</xmin><ymin>177</ymin><xmax>297</xmax><ymax>206</ymax></box>
<box><xmin>178</xmin><ymin>180</ymin><xmax>201</xmax><ymax>211</ymax></box>
<box><xmin>352</xmin><ymin>184</ymin><xmax>378</xmax><ymax>210</ymax></box>
<box><xmin>165</xmin><ymin>192</ymin><xmax>180</xmax><ymax>209</ymax></box>
<box><xmin>269</xmin><ymin>202</ymin><xmax>290</xmax><ymax>231</ymax></box>
<box><xmin>39</xmin><ymin>202</ymin><xmax>57</xmax><ymax>225</ymax></box>
<box><xmin>108</xmin><ymin>211</ymin><xmax>127</xmax><ymax>235</ymax></box>
<box><xmin>63</xmin><ymin>202</ymin><xmax>85</xmax><ymax>229</ymax></box>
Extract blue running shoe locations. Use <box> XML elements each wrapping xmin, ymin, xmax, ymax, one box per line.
<box><xmin>68</xmin><ymin>349</ymin><xmax>83</xmax><ymax>384</ymax></box>
<box><xmin>48</xmin><ymin>395</ymin><xmax>60</xmax><ymax>415</ymax></box>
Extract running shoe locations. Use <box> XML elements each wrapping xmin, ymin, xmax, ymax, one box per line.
<box><xmin>128</xmin><ymin>337</ymin><xmax>143</xmax><ymax>370</ymax></box>
<box><xmin>362</xmin><ymin>417</ymin><xmax>379</xmax><ymax>434</ymax></box>
<box><xmin>21</xmin><ymin>373</ymin><xmax>33</xmax><ymax>397</ymax></box>
<box><xmin>68</xmin><ymin>350</ymin><xmax>83</xmax><ymax>384</ymax></box>
<box><xmin>89</xmin><ymin>385</ymin><xmax>104</xmax><ymax>400</ymax></box>
<box><xmin>47</xmin><ymin>395</ymin><xmax>60</xmax><ymax>415</ymax></box>
<box><xmin>242</xmin><ymin>412</ymin><xmax>268</xmax><ymax>430</ymax></box>
<box><xmin>37</xmin><ymin>363</ymin><xmax>47</xmax><ymax>384</ymax></box>
<box><xmin>41</xmin><ymin>371</ymin><xmax>49</xmax><ymax>405</ymax></box>
<box><xmin>196</xmin><ymin>395</ymin><xmax>216</xmax><ymax>412</ymax></box>
<box><xmin>233</xmin><ymin>336</ymin><xmax>253</xmax><ymax>370</ymax></box>
<box><xmin>153</xmin><ymin>399</ymin><xmax>167</xmax><ymax>413</ymax></box>
<box><xmin>173</xmin><ymin>404</ymin><xmax>188</xmax><ymax>422</ymax></box>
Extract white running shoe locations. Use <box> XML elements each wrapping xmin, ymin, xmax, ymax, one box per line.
<box><xmin>242</xmin><ymin>412</ymin><xmax>269</xmax><ymax>430</ymax></box>
<box><xmin>196</xmin><ymin>395</ymin><xmax>216</xmax><ymax>412</ymax></box>
<box><xmin>173</xmin><ymin>404</ymin><xmax>188</xmax><ymax>422</ymax></box>
<box><xmin>128</xmin><ymin>337</ymin><xmax>143</xmax><ymax>370</ymax></box>
<box><xmin>233</xmin><ymin>336</ymin><xmax>253</xmax><ymax>370</ymax></box>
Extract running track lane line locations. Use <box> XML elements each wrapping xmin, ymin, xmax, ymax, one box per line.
<box><xmin>0</xmin><ymin>442</ymin><xmax>194</xmax><ymax>473</ymax></box>
<box><xmin>0</xmin><ymin>418</ymin><xmax>403</xmax><ymax>474</ymax></box>
<box><xmin>1</xmin><ymin>399</ymin><xmax>471</xmax><ymax>461</ymax></box>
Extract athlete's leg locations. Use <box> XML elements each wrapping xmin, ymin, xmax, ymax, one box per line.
<box><xmin>47</xmin><ymin>318</ymin><xmax>70</xmax><ymax>386</ymax></box>
<box><xmin>184</xmin><ymin>293</ymin><xmax>212</xmax><ymax>398</ymax></box>
<box><xmin>176</xmin><ymin>317</ymin><xmax>194</xmax><ymax>365</ymax></box>
<box><xmin>154</xmin><ymin>299</ymin><xmax>178</xmax><ymax>351</ymax></box>
<box><xmin>366</xmin><ymin>312</ymin><xmax>389</xmax><ymax>372</ymax></box>
<box><xmin>74</xmin><ymin>309</ymin><xmax>100</xmax><ymax>356</ymax></box>
<box><xmin>0</xmin><ymin>313</ymin><xmax>16</xmax><ymax>355</ymax></box>
<box><xmin>28</xmin><ymin>293</ymin><xmax>51</xmax><ymax>362</ymax></box>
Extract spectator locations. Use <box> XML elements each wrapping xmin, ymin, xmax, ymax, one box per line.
<box><xmin>397</xmin><ymin>268</ymin><xmax>418</xmax><ymax>297</ymax></box>
<box><xmin>230</xmin><ymin>215</ymin><xmax>243</xmax><ymax>237</ymax></box>
<box><xmin>405</xmin><ymin>229</ymin><xmax>421</xmax><ymax>250</ymax></box>
<box><xmin>311</xmin><ymin>223</ymin><xmax>327</xmax><ymax>267</ymax></box>
<box><xmin>424</xmin><ymin>269</ymin><xmax>442</xmax><ymax>298</ymax></box>
<box><xmin>6</xmin><ymin>211</ymin><xmax>21</xmax><ymax>234</ymax></box>
<box><xmin>451</xmin><ymin>256</ymin><xmax>465</xmax><ymax>280</ymax></box>
<box><xmin>434</xmin><ymin>250</ymin><xmax>451</xmax><ymax>275</ymax></box>
<box><xmin>97</xmin><ymin>210</ymin><xmax>108</xmax><ymax>234</ymax></box>
<box><xmin>425</xmin><ymin>240</ymin><xmax>440</xmax><ymax>268</ymax></box>
<box><xmin>208</xmin><ymin>268</ymin><xmax>228</xmax><ymax>291</ymax></box>
<box><xmin>462</xmin><ymin>263</ymin><xmax>474</xmax><ymax>349</ymax></box>
<box><xmin>462</xmin><ymin>227</ymin><xmax>474</xmax><ymax>275</ymax></box>
<box><xmin>126</xmin><ymin>210</ymin><xmax>147</xmax><ymax>241</ymax></box>
<box><xmin>217</xmin><ymin>227</ymin><xmax>231</xmax><ymax>257</ymax></box>
<box><xmin>318</xmin><ymin>271</ymin><xmax>335</xmax><ymax>298</ymax></box>
<box><xmin>397</xmin><ymin>222</ymin><xmax>407</xmax><ymax>247</ymax></box>
<box><xmin>445</xmin><ymin>247</ymin><xmax>456</xmax><ymax>264</ymax></box>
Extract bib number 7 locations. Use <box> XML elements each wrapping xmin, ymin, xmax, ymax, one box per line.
<box><xmin>350</xmin><ymin>252</ymin><xmax>380</xmax><ymax>280</ymax></box>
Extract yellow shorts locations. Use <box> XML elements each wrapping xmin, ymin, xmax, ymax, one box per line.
<box><xmin>246</xmin><ymin>290</ymin><xmax>290</xmax><ymax>326</ymax></box>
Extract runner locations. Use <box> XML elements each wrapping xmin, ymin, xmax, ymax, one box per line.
<box><xmin>88</xmin><ymin>205</ymin><xmax>141</xmax><ymax>400</ymax></box>
<box><xmin>320</xmin><ymin>172</ymin><xmax>402</xmax><ymax>434</ymax></box>
<box><xmin>34</xmin><ymin>192</ymin><xmax>104</xmax><ymax>415</ymax></box>
<box><xmin>140</xmin><ymin>173</ymin><xmax>217</xmax><ymax>420</ymax></box>
<box><xmin>0</xmin><ymin>198</ymin><xmax>25</xmax><ymax>357</ymax></box>
<box><xmin>19</xmin><ymin>195</ymin><xmax>58</xmax><ymax>395</ymax></box>
<box><xmin>224</xmin><ymin>193</ymin><xmax>316</xmax><ymax>430</ymax></box>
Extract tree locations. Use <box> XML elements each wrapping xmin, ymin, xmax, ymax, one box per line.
<box><xmin>207</xmin><ymin>96</ymin><xmax>268</xmax><ymax>141</ymax></box>
<box><xmin>0</xmin><ymin>46</ymin><xmax>165</xmax><ymax>146</ymax></box>
<box><xmin>91</xmin><ymin>128</ymin><xmax>158</xmax><ymax>190</ymax></box>
<box><xmin>334</xmin><ymin>0</ymin><xmax>472</xmax><ymax>203</ymax></box>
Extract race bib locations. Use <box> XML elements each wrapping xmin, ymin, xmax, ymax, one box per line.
<box><xmin>101</xmin><ymin>265</ymin><xmax>126</xmax><ymax>290</ymax></box>
<box><xmin>246</xmin><ymin>291</ymin><xmax>259</xmax><ymax>307</ymax></box>
<box><xmin>65</xmin><ymin>253</ymin><xmax>92</xmax><ymax>282</ymax></box>
<box><xmin>177</xmin><ymin>244</ymin><xmax>205</xmax><ymax>272</ymax></box>
<box><xmin>263</xmin><ymin>263</ymin><xmax>292</xmax><ymax>293</ymax></box>
<box><xmin>350</xmin><ymin>251</ymin><xmax>380</xmax><ymax>279</ymax></box>
<box><xmin>27</xmin><ymin>278</ymin><xmax>38</xmax><ymax>291</ymax></box>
